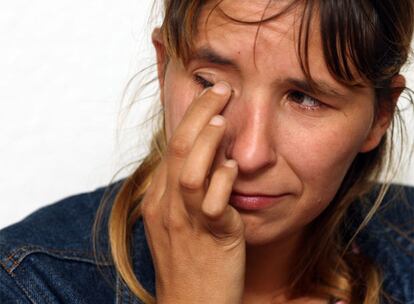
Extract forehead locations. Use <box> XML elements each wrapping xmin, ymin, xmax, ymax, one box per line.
<box><xmin>207</xmin><ymin>0</ymin><xmax>297</xmax><ymax>20</ymax></box>
<box><xmin>185</xmin><ymin>1</ymin><xmax>372</xmax><ymax>100</ymax></box>
<box><xmin>192</xmin><ymin>1</ymin><xmax>323</xmax><ymax>75</ymax></box>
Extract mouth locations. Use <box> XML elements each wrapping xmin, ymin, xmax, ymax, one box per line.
<box><xmin>229</xmin><ymin>191</ymin><xmax>289</xmax><ymax>211</ymax></box>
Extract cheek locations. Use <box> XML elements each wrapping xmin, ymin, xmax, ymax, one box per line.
<box><xmin>299</xmin><ymin>130</ymin><xmax>358</xmax><ymax>176</ymax></box>
<box><xmin>285</xmin><ymin>117</ymin><xmax>372</xmax><ymax>201</ymax></box>
<box><xmin>163</xmin><ymin>68</ymin><xmax>196</xmax><ymax>140</ymax></box>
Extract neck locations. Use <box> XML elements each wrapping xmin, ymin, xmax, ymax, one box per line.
<box><xmin>243</xmin><ymin>230</ymin><xmax>305</xmax><ymax>302</ymax></box>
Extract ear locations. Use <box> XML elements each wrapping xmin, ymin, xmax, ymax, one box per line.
<box><xmin>151</xmin><ymin>27</ymin><xmax>168</xmax><ymax>106</ymax></box>
<box><xmin>359</xmin><ymin>75</ymin><xmax>405</xmax><ymax>153</ymax></box>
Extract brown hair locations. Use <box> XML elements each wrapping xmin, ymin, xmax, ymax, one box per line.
<box><xmin>95</xmin><ymin>1</ymin><xmax>414</xmax><ymax>303</ymax></box>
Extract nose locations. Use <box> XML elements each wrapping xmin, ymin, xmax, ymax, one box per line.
<box><xmin>226</xmin><ymin>101</ymin><xmax>277</xmax><ymax>174</ymax></box>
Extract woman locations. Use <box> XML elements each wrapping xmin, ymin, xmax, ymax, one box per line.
<box><xmin>1</xmin><ymin>1</ymin><xmax>413</xmax><ymax>303</ymax></box>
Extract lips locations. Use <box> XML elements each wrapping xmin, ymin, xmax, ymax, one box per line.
<box><xmin>229</xmin><ymin>191</ymin><xmax>288</xmax><ymax>211</ymax></box>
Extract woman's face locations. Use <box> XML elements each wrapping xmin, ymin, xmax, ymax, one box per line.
<box><xmin>153</xmin><ymin>1</ymin><xmax>390</xmax><ymax>246</ymax></box>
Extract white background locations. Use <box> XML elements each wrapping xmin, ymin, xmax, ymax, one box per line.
<box><xmin>1</xmin><ymin>1</ymin><xmax>413</xmax><ymax>229</ymax></box>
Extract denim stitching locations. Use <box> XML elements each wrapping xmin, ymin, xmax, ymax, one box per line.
<box><xmin>17</xmin><ymin>262</ymin><xmax>53</xmax><ymax>304</ymax></box>
<box><xmin>1</xmin><ymin>246</ymin><xmax>112</xmax><ymax>273</ymax></box>
<box><xmin>1</xmin><ymin>266</ymin><xmax>37</xmax><ymax>304</ymax></box>
<box><xmin>0</xmin><ymin>256</ymin><xmax>18</xmax><ymax>273</ymax></box>
<box><xmin>4</xmin><ymin>250</ymin><xmax>110</xmax><ymax>304</ymax></box>
<box><xmin>7</xmin><ymin>264</ymin><xmax>50</xmax><ymax>304</ymax></box>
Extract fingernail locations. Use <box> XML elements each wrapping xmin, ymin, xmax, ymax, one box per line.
<box><xmin>224</xmin><ymin>159</ymin><xmax>237</xmax><ymax>168</ymax></box>
<box><xmin>212</xmin><ymin>81</ymin><xmax>230</xmax><ymax>95</ymax></box>
<box><xmin>209</xmin><ymin>115</ymin><xmax>225</xmax><ymax>126</ymax></box>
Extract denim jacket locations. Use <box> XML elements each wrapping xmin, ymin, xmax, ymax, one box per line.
<box><xmin>0</xmin><ymin>180</ymin><xmax>413</xmax><ymax>304</ymax></box>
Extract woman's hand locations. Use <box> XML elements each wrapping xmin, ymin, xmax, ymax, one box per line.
<box><xmin>141</xmin><ymin>81</ymin><xmax>246</xmax><ymax>304</ymax></box>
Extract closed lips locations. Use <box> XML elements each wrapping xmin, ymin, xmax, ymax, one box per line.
<box><xmin>229</xmin><ymin>192</ymin><xmax>289</xmax><ymax>211</ymax></box>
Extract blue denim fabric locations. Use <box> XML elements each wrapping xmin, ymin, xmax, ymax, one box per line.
<box><xmin>0</xmin><ymin>181</ymin><xmax>413</xmax><ymax>303</ymax></box>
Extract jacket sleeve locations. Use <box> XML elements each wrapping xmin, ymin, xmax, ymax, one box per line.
<box><xmin>0</xmin><ymin>266</ymin><xmax>31</xmax><ymax>303</ymax></box>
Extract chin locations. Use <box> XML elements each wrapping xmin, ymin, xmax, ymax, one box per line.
<box><xmin>240</xmin><ymin>214</ymin><xmax>283</xmax><ymax>246</ymax></box>
<box><xmin>239</xmin><ymin>212</ymin><xmax>304</xmax><ymax>248</ymax></box>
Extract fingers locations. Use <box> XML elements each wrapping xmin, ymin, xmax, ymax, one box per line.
<box><xmin>201</xmin><ymin>160</ymin><xmax>242</xmax><ymax>237</ymax></box>
<box><xmin>166</xmin><ymin>81</ymin><xmax>232</xmax><ymax>186</ymax></box>
<box><xmin>154</xmin><ymin>80</ymin><xmax>241</xmax><ymax>237</ymax></box>
<box><xmin>179</xmin><ymin>115</ymin><xmax>227</xmax><ymax>214</ymax></box>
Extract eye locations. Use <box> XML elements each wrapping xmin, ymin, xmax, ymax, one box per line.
<box><xmin>286</xmin><ymin>90</ymin><xmax>323</xmax><ymax>111</ymax></box>
<box><xmin>193</xmin><ymin>74</ymin><xmax>214</xmax><ymax>89</ymax></box>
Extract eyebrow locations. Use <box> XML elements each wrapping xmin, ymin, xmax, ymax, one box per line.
<box><xmin>191</xmin><ymin>46</ymin><xmax>350</xmax><ymax>98</ymax></box>
<box><xmin>286</xmin><ymin>78</ymin><xmax>348</xmax><ymax>98</ymax></box>
<box><xmin>190</xmin><ymin>46</ymin><xmax>241</xmax><ymax>72</ymax></box>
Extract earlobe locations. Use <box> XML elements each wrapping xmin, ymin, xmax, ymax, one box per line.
<box><xmin>152</xmin><ymin>27</ymin><xmax>168</xmax><ymax>106</ymax></box>
<box><xmin>359</xmin><ymin>75</ymin><xmax>405</xmax><ymax>153</ymax></box>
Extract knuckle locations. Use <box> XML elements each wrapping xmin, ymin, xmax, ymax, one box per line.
<box><xmin>163</xmin><ymin>212</ymin><xmax>187</xmax><ymax>232</ymax></box>
<box><xmin>196</xmin><ymin>91</ymin><xmax>224</xmax><ymax>110</ymax></box>
<box><xmin>141</xmin><ymin>200</ymin><xmax>158</xmax><ymax>222</ymax></box>
<box><xmin>202</xmin><ymin>206</ymin><xmax>221</xmax><ymax>221</ymax></box>
<box><xmin>202</xmin><ymin>85</ymin><xmax>229</xmax><ymax>100</ymax></box>
<box><xmin>200</xmin><ymin>125</ymin><xmax>221</xmax><ymax>141</ymax></box>
<box><xmin>168</xmin><ymin>135</ymin><xmax>191</xmax><ymax>158</ymax></box>
<box><xmin>179</xmin><ymin>173</ymin><xmax>204</xmax><ymax>193</ymax></box>
<box><xmin>197</xmin><ymin>99</ymin><xmax>215</xmax><ymax>112</ymax></box>
<box><xmin>141</xmin><ymin>201</ymin><xmax>154</xmax><ymax>217</ymax></box>
<box><xmin>208</xmin><ymin>164</ymin><xmax>234</xmax><ymax>186</ymax></box>
<box><xmin>212</xmin><ymin>233</ymin><xmax>244</xmax><ymax>250</ymax></box>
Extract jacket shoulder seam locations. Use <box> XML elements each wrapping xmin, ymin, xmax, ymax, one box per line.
<box><xmin>0</xmin><ymin>244</ymin><xmax>112</xmax><ymax>274</ymax></box>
